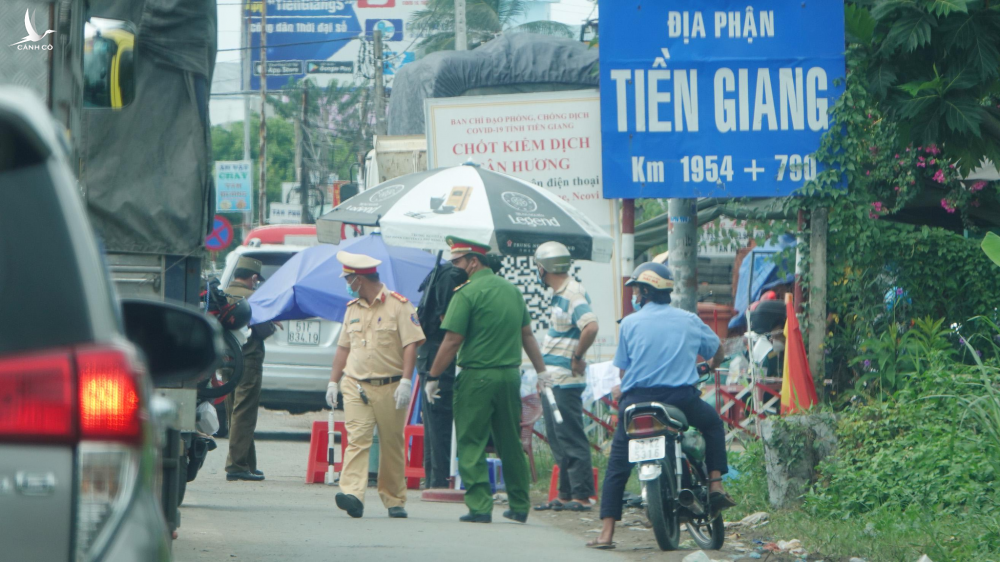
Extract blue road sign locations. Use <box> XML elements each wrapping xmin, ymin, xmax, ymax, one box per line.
<box><xmin>206</xmin><ymin>215</ymin><xmax>234</xmax><ymax>252</ymax></box>
<box><xmin>598</xmin><ymin>1</ymin><xmax>846</xmax><ymax>199</ymax></box>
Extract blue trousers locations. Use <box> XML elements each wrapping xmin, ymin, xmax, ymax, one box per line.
<box><xmin>599</xmin><ymin>385</ymin><xmax>728</xmax><ymax>521</ymax></box>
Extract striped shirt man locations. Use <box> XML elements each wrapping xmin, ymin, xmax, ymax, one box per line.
<box><xmin>542</xmin><ymin>278</ymin><xmax>598</xmax><ymax>387</ymax></box>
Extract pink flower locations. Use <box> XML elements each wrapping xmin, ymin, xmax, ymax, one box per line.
<box><xmin>941</xmin><ymin>199</ymin><xmax>956</xmax><ymax>213</ymax></box>
<box><xmin>895</xmin><ymin>154</ymin><xmax>900</xmax><ymax>159</ymax></box>
<box><xmin>866</xmin><ymin>170</ymin><xmax>871</xmax><ymax>176</ymax></box>
<box><xmin>926</xmin><ymin>144</ymin><xmax>941</xmax><ymax>155</ymax></box>
<box><xmin>949</xmin><ymin>163</ymin><xmax>956</xmax><ymax>169</ymax></box>
<box><xmin>971</xmin><ymin>181</ymin><xmax>987</xmax><ymax>193</ymax></box>
<box><xmin>933</xmin><ymin>169</ymin><xmax>946</xmax><ymax>184</ymax></box>
<box><xmin>929</xmin><ymin>158</ymin><xmax>936</xmax><ymax>166</ymax></box>
<box><xmin>910</xmin><ymin>179</ymin><xmax>916</xmax><ymax>185</ymax></box>
<box><xmin>894</xmin><ymin>186</ymin><xmax>901</xmax><ymax>192</ymax></box>
<box><xmin>872</xmin><ymin>201</ymin><xmax>884</xmax><ymax>212</ymax></box>
<box><xmin>869</xmin><ymin>211</ymin><xmax>879</xmax><ymax>219</ymax></box>
<box><xmin>916</xmin><ymin>161</ymin><xmax>926</xmax><ymax>168</ymax></box>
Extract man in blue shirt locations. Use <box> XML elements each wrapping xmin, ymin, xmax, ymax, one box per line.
<box><xmin>587</xmin><ymin>262</ymin><xmax>733</xmax><ymax>549</ymax></box>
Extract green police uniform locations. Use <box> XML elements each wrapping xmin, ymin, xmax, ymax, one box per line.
<box><xmin>224</xmin><ymin>258</ymin><xmax>270</xmax><ymax>478</ymax></box>
<box><xmin>441</xmin><ymin>263</ymin><xmax>533</xmax><ymax>515</ymax></box>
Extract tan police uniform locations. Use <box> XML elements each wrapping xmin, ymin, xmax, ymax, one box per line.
<box><xmin>337</xmin><ymin>252</ymin><xmax>425</xmax><ymax>508</ymax></box>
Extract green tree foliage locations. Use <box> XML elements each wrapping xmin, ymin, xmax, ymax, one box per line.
<box><xmin>409</xmin><ymin>0</ymin><xmax>574</xmax><ymax>55</ymax></box>
<box><xmin>846</xmin><ymin>0</ymin><xmax>1000</xmax><ymax>171</ymax></box>
<box><xmin>212</xmin><ymin>113</ymin><xmax>296</xmax><ymax>205</ymax></box>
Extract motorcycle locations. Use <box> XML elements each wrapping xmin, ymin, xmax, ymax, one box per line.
<box><xmin>624</xmin><ymin>378</ymin><xmax>725</xmax><ymax>551</ymax></box>
<box><xmin>175</xmin><ymin>277</ymin><xmax>250</xmax><ymax>504</ymax></box>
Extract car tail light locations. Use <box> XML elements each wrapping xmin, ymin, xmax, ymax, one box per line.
<box><xmin>77</xmin><ymin>347</ymin><xmax>143</xmax><ymax>445</ymax></box>
<box><xmin>0</xmin><ymin>344</ymin><xmax>148</xmax><ymax>562</ymax></box>
<box><xmin>74</xmin><ymin>345</ymin><xmax>146</xmax><ymax>562</ymax></box>
<box><xmin>626</xmin><ymin>414</ymin><xmax>668</xmax><ymax>437</ymax></box>
<box><xmin>0</xmin><ymin>351</ymin><xmax>75</xmax><ymax>442</ymax></box>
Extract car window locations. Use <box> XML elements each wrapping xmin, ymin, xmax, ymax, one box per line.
<box><xmin>244</xmin><ymin>251</ymin><xmax>295</xmax><ymax>287</ymax></box>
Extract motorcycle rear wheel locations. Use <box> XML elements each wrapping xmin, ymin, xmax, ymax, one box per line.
<box><xmin>686</xmin><ymin>514</ymin><xmax>725</xmax><ymax>550</ymax></box>
<box><xmin>645</xmin><ymin>475</ymin><xmax>680</xmax><ymax>551</ymax></box>
<box><xmin>197</xmin><ymin>330</ymin><xmax>245</xmax><ymax>399</ymax></box>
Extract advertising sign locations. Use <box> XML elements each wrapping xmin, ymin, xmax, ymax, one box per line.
<box><xmin>425</xmin><ymin>91</ymin><xmax>621</xmax><ymax>360</ymax></box>
<box><xmin>215</xmin><ymin>161</ymin><xmax>253</xmax><ymax>213</ymax></box>
<box><xmin>269</xmin><ymin>202</ymin><xmax>303</xmax><ymax>224</ymax></box>
<box><xmin>248</xmin><ymin>0</ymin><xmax>427</xmax><ymax>90</ymax></box>
<box><xmin>598</xmin><ymin>1</ymin><xmax>846</xmax><ymax>198</ymax></box>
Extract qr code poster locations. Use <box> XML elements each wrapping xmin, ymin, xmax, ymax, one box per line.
<box><xmin>500</xmin><ymin>256</ymin><xmax>621</xmax><ymax>363</ymax></box>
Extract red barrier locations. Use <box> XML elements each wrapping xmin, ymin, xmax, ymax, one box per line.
<box><xmin>305</xmin><ymin>420</ymin><xmax>347</xmax><ymax>484</ymax></box>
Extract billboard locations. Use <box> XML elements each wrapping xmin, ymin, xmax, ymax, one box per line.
<box><xmin>425</xmin><ymin>91</ymin><xmax>621</xmax><ymax>361</ymax></box>
<box><xmin>598</xmin><ymin>1</ymin><xmax>846</xmax><ymax>198</ymax></box>
<box><xmin>215</xmin><ymin>161</ymin><xmax>253</xmax><ymax>213</ymax></box>
<box><xmin>248</xmin><ymin>0</ymin><xmax>427</xmax><ymax>90</ymax></box>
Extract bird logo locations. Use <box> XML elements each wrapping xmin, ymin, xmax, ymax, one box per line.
<box><xmin>11</xmin><ymin>9</ymin><xmax>56</xmax><ymax>47</ymax></box>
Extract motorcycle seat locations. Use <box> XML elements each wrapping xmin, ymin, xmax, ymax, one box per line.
<box><xmin>663</xmin><ymin>405</ymin><xmax>689</xmax><ymax>430</ymax></box>
<box><xmin>630</xmin><ymin>401</ymin><xmax>689</xmax><ymax>431</ymax></box>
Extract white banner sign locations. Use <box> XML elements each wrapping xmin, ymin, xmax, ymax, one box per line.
<box><xmin>425</xmin><ymin>91</ymin><xmax>620</xmax><ymax>360</ymax></box>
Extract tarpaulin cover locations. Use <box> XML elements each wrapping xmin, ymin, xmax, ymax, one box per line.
<box><xmin>729</xmin><ymin>234</ymin><xmax>797</xmax><ymax>330</ymax></box>
<box><xmin>82</xmin><ymin>0</ymin><xmax>217</xmax><ymax>254</ymax></box>
<box><xmin>248</xmin><ymin>234</ymin><xmax>441</xmax><ymax>324</ymax></box>
<box><xmin>387</xmin><ymin>34</ymin><xmax>599</xmax><ymax>135</ymax></box>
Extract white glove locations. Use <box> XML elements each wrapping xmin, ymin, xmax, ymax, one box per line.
<box><xmin>425</xmin><ymin>379</ymin><xmax>441</xmax><ymax>404</ymax></box>
<box><xmin>326</xmin><ymin>381</ymin><xmax>340</xmax><ymax>408</ymax></box>
<box><xmin>394</xmin><ymin>378</ymin><xmax>413</xmax><ymax>410</ymax></box>
<box><xmin>536</xmin><ymin>369</ymin><xmax>553</xmax><ymax>390</ymax></box>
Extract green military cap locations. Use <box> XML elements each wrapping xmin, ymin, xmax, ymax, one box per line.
<box><xmin>236</xmin><ymin>256</ymin><xmax>265</xmax><ymax>281</ymax></box>
<box><xmin>445</xmin><ymin>235</ymin><xmax>490</xmax><ymax>259</ymax></box>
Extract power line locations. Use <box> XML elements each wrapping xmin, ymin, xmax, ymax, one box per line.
<box><xmin>218</xmin><ymin>36</ymin><xmax>358</xmax><ymax>52</ymax></box>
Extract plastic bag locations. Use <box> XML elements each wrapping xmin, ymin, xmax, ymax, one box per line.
<box><xmin>196</xmin><ymin>400</ymin><xmax>220</xmax><ymax>435</ymax></box>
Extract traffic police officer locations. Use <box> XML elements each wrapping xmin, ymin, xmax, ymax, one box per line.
<box><xmin>427</xmin><ymin>236</ymin><xmax>551</xmax><ymax>524</ymax></box>
<box><xmin>533</xmin><ymin>241</ymin><xmax>599</xmax><ymax>511</ymax></box>
<box><xmin>588</xmin><ymin>262</ymin><xmax>733</xmax><ymax>549</ymax></box>
<box><xmin>326</xmin><ymin>251</ymin><xmax>425</xmax><ymax>519</ymax></box>
<box><xmin>225</xmin><ymin>256</ymin><xmax>275</xmax><ymax>482</ymax></box>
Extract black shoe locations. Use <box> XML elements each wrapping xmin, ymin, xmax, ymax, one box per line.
<box><xmin>226</xmin><ymin>471</ymin><xmax>265</xmax><ymax>482</ymax></box>
<box><xmin>459</xmin><ymin>512</ymin><xmax>492</xmax><ymax>523</ymax></box>
<box><xmin>252</xmin><ymin>469</ymin><xmax>264</xmax><ymax>477</ymax></box>
<box><xmin>503</xmin><ymin>510</ymin><xmax>528</xmax><ymax>523</ymax></box>
<box><xmin>388</xmin><ymin>507</ymin><xmax>408</xmax><ymax>519</ymax></box>
<box><xmin>336</xmin><ymin>492</ymin><xmax>364</xmax><ymax>518</ymax></box>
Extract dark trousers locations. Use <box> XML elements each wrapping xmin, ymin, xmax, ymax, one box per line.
<box><xmin>541</xmin><ymin>386</ymin><xmax>595</xmax><ymax>500</ymax></box>
<box><xmin>421</xmin><ymin>383</ymin><xmax>454</xmax><ymax>488</ymax></box>
<box><xmin>599</xmin><ymin>385</ymin><xmax>727</xmax><ymax>521</ymax></box>
<box><xmin>226</xmin><ymin>338</ymin><xmax>264</xmax><ymax>474</ymax></box>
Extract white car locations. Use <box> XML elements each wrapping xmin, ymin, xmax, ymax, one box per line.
<box><xmin>220</xmin><ymin>241</ymin><xmax>341</xmax><ymax>413</ymax></box>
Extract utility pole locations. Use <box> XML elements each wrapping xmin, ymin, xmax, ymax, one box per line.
<box><xmin>258</xmin><ymin>0</ymin><xmax>268</xmax><ymax>227</ymax></box>
<box><xmin>621</xmin><ymin>199</ymin><xmax>636</xmax><ymax>317</ymax></box>
<box><xmin>454</xmin><ymin>0</ymin><xmax>467</xmax><ymax>51</ymax></box>
<box><xmin>667</xmin><ymin>199</ymin><xmax>698</xmax><ymax>313</ymax></box>
<box><xmin>373</xmin><ymin>30</ymin><xmax>387</xmax><ymax>136</ymax></box>
<box><xmin>807</xmin><ymin>207</ymin><xmax>829</xmax><ymax>390</ymax></box>
<box><xmin>299</xmin><ymin>87</ymin><xmax>311</xmax><ymax>223</ymax></box>
<box><xmin>242</xmin><ymin>0</ymin><xmax>252</xmax><ymax>236</ymax></box>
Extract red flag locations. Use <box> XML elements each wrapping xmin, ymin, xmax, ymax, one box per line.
<box><xmin>780</xmin><ymin>295</ymin><xmax>818</xmax><ymax>415</ymax></box>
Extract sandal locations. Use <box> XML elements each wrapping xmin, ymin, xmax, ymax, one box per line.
<box><xmin>709</xmin><ymin>491</ymin><xmax>738</xmax><ymax>510</ymax></box>
<box><xmin>585</xmin><ymin>540</ymin><xmax>616</xmax><ymax>550</ymax></box>
<box><xmin>534</xmin><ymin>499</ymin><xmax>566</xmax><ymax>511</ymax></box>
<box><xmin>562</xmin><ymin>501</ymin><xmax>593</xmax><ymax>512</ymax></box>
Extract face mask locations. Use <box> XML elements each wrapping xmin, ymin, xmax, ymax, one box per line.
<box><xmin>346</xmin><ymin>278</ymin><xmax>360</xmax><ymax>299</ymax></box>
<box><xmin>631</xmin><ymin>295</ymin><xmax>643</xmax><ymax>311</ymax></box>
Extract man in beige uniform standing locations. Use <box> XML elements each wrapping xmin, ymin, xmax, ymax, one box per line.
<box><xmin>326</xmin><ymin>251</ymin><xmax>425</xmax><ymax>519</ymax></box>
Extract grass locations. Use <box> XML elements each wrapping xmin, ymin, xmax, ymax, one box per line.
<box><xmin>726</xmin><ymin>439</ymin><xmax>1000</xmax><ymax>562</ymax></box>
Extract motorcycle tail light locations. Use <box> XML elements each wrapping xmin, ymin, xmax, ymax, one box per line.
<box><xmin>627</xmin><ymin>414</ymin><xmax>668</xmax><ymax>437</ymax></box>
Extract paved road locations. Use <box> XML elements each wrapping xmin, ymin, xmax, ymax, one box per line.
<box><xmin>172</xmin><ymin>410</ymin><xmax>720</xmax><ymax>562</ymax></box>
<box><xmin>172</xmin><ymin>410</ymin><xmax>612</xmax><ymax>562</ymax></box>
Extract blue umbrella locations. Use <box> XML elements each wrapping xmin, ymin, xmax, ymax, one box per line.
<box><xmin>248</xmin><ymin>234</ymin><xmax>441</xmax><ymax>324</ymax></box>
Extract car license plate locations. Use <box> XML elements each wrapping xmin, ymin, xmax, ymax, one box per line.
<box><xmin>628</xmin><ymin>436</ymin><xmax>666</xmax><ymax>463</ymax></box>
<box><xmin>287</xmin><ymin>320</ymin><xmax>320</xmax><ymax>345</ymax></box>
